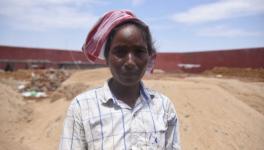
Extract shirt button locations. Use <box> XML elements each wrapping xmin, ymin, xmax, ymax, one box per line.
<box><xmin>132</xmin><ymin>113</ymin><xmax>135</xmax><ymax>118</ymax></box>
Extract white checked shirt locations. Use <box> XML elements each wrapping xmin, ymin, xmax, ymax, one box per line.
<box><xmin>59</xmin><ymin>80</ymin><xmax>180</xmax><ymax>150</ymax></box>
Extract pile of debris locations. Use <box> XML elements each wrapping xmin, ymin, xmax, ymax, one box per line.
<box><xmin>203</xmin><ymin>67</ymin><xmax>264</xmax><ymax>81</ymax></box>
<box><xmin>19</xmin><ymin>69</ymin><xmax>70</xmax><ymax>98</ymax></box>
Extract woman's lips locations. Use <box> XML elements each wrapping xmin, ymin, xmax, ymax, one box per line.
<box><xmin>120</xmin><ymin>71</ymin><xmax>139</xmax><ymax>79</ymax></box>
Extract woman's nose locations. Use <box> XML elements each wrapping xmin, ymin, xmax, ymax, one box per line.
<box><xmin>124</xmin><ymin>52</ymin><xmax>136</xmax><ymax>68</ymax></box>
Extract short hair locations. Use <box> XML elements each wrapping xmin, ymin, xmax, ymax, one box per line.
<box><xmin>104</xmin><ymin>20</ymin><xmax>156</xmax><ymax>59</ymax></box>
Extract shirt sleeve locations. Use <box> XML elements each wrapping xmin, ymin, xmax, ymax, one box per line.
<box><xmin>165</xmin><ymin>99</ymin><xmax>181</xmax><ymax>150</ymax></box>
<box><xmin>59</xmin><ymin>99</ymin><xmax>87</xmax><ymax>150</ymax></box>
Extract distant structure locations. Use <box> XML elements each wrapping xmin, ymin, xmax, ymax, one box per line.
<box><xmin>0</xmin><ymin>45</ymin><xmax>105</xmax><ymax>71</ymax></box>
<box><xmin>155</xmin><ymin>47</ymin><xmax>264</xmax><ymax>73</ymax></box>
<box><xmin>0</xmin><ymin>45</ymin><xmax>263</xmax><ymax>73</ymax></box>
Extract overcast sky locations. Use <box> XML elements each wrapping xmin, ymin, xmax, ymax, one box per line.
<box><xmin>0</xmin><ymin>0</ymin><xmax>263</xmax><ymax>52</ymax></box>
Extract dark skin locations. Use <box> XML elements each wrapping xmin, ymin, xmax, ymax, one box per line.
<box><xmin>106</xmin><ymin>24</ymin><xmax>150</xmax><ymax>107</ymax></box>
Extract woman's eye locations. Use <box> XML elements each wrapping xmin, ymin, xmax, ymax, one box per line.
<box><xmin>112</xmin><ymin>47</ymin><xmax>127</xmax><ymax>57</ymax></box>
<box><xmin>137</xmin><ymin>49</ymin><xmax>147</xmax><ymax>53</ymax></box>
<box><xmin>135</xmin><ymin>49</ymin><xmax>148</xmax><ymax>57</ymax></box>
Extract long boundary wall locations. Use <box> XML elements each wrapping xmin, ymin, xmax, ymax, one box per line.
<box><xmin>0</xmin><ymin>46</ymin><xmax>105</xmax><ymax>70</ymax></box>
<box><xmin>0</xmin><ymin>45</ymin><xmax>263</xmax><ymax>72</ymax></box>
<box><xmin>156</xmin><ymin>48</ymin><xmax>264</xmax><ymax>72</ymax></box>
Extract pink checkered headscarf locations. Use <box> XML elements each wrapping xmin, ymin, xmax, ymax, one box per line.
<box><xmin>82</xmin><ymin>10</ymin><xmax>156</xmax><ymax>73</ymax></box>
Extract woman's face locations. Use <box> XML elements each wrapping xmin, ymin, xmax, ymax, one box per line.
<box><xmin>107</xmin><ymin>24</ymin><xmax>150</xmax><ymax>86</ymax></box>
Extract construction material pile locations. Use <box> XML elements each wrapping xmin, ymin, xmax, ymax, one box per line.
<box><xmin>0</xmin><ymin>68</ymin><xmax>264</xmax><ymax>150</ymax></box>
<box><xmin>204</xmin><ymin>67</ymin><xmax>264</xmax><ymax>81</ymax></box>
<box><xmin>26</xmin><ymin>69</ymin><xmax>69</xmax><ymax>92</ymax></box>
<box><xmin>18</xmin><ymin>69</ymin><xmax>71</xmax><ymax>98</ymax></box>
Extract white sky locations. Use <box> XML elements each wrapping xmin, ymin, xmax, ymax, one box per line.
<box><xmin>0</xmin><ymin>0</ymin><xmax>263</xmax><ymax>52</ymax></box>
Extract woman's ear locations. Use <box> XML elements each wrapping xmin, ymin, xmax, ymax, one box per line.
<box><xmin>105</xmin><ymin>57</ymin><xmax>109</xmax><ymax>66</ymax></box>
<box><xmin>145</xmin><ymin>53</ymin><xmax>156</xmax><ymax>74</ymax></box>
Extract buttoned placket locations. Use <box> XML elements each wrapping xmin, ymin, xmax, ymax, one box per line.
<box><xmin>112</xmin><ymin>93</ymin><xmax>148</xmax><ymax>149</ymax></box>
<box><xmin>103</xmin><ymin>81</ymin><xmax>155</xmax><ymax>149</ymax></box>
<box><xmin>129</xmin><ymin>96</ymin><xmax>147</xmax><ymax>149</ymax></box>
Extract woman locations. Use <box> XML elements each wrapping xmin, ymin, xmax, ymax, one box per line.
<box><xmin>59</xmin><ymin>10</ymin><xmax>180</xmax><ymax>150</ymax></box>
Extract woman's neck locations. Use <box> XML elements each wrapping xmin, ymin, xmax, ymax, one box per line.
<box><xmin>109</xmin><ymin>78</ymin><xmax>140</xmax><ymax>108</ymax></box>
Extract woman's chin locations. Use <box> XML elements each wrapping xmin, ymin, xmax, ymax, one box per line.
<box><xmin>118</xmin><ymin>76</ymin><xmax>141</xmax><ymax>86</ymax></box>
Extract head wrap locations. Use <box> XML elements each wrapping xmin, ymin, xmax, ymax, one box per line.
<box><xmin>82</xmin><ymin>10</ymin><xmax>156</xmax><ymax>73</ymax></box>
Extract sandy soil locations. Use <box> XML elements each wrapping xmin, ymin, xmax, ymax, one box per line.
<box><xmin>0</xmin><ymin>68</ymin><xmax>264</xmax><ymax>150</ymax></box>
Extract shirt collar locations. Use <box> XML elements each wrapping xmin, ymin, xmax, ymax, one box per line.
<box><xmin>101</xmin><ymin>79</ymin><xmax>154</xmax><ymax>104</ymax></box>
<box><xmin>139</xmin><ymin>81</ymin><xmax>152</xmax><ymax>103</ymax></box>
<box><xmin>101</xmin><ymin>79</ymin><xmax>114</xmax><ymax>104</ymax></box>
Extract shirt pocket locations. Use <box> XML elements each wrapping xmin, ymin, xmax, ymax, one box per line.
<box><xmin>132</xmin><ymin>114</ymin><xmax>166</xmax><ymax>149</ymax></box>
<box><xmin>86</xmin><ymin>112</ymin><xmax>123</xmax><ymax>145</ymax></box>
<box><xmin>85</xmin><ymin>114</ymin><xmax>113</xmax><ymax>143</ymax></box>
<box><xmin>149</xmin><ymin>116</ymin><xmax>166</xmax><ymax>149</ymax></box>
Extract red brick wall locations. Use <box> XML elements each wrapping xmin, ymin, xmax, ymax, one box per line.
<box><xmin>0</xmin><ymin>46</ymin><xmax>88</xmax><ymax>62</ymax></box>
<box><xmin>155</xmin><ymin>53</ymin><xmax>182</xmax><ymax>72</ymax></box>
<box><xmin>155</xmin><ymin>48</ymin><xmax>264</xmax><ymax>73</ymax></box>
<box><xmin>1</xmin><ymin>45</ymin><xmax>263</xmax><ymax>72</ymax></box>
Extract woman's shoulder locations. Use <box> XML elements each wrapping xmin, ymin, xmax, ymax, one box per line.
<box><xmin>145</xmin><ymin>87</ymin><xmax>170</xmax><ymax>100</ymax></box>
<box><xmin>70</xmin><ymin>85</ymin><xmax>105</xmax><ymax>104</ymax></box>
<box><xmin>144</xmin><ymin>87</ymin><xmax>173</xmax><ymax>106</ymax></box>
<box><xmin>144</xmin><ymin>87</ymin><xmax>178</xmax><ymax>116</ymax></box>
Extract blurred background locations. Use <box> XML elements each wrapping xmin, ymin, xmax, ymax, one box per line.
<box><xmin>0</xmin><ymin>0</ymin><xmax>264</xmax><ymax>150</ymax></box>
<box><xmin>0</xmin><ymin>0</ymin><xmax>264</xmax><ymax>52</ymax></box>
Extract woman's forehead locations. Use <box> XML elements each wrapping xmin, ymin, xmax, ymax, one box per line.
<box><xmin>111</xmin><ymin>25</ymin><xmax>147</xmax><ymax>47</ymax></box>
<box><xmin>114</xmin><ymin>25</ymin><xmax>145</xmax><ymax>41</ymax></box>
<box><xmin>121</xmin><ymin>26</ymin><xmax>135</xmax><ymax>39</ymax></box>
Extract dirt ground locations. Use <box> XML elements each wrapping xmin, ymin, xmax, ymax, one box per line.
<box><xmin>0</xmin><ymin>68</ymin><xmax>264</xmax><ymax>150</ymax></box>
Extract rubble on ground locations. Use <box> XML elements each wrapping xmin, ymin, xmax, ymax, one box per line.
<box><xmin>203</xmin><ymin>67</ymin><xmax>264</xmax><ymax>81</ymax></box>
<box><xmin>24</xmin><ymin>69</ymin><xmax>70</xmax><ymax>92</ymax></box>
